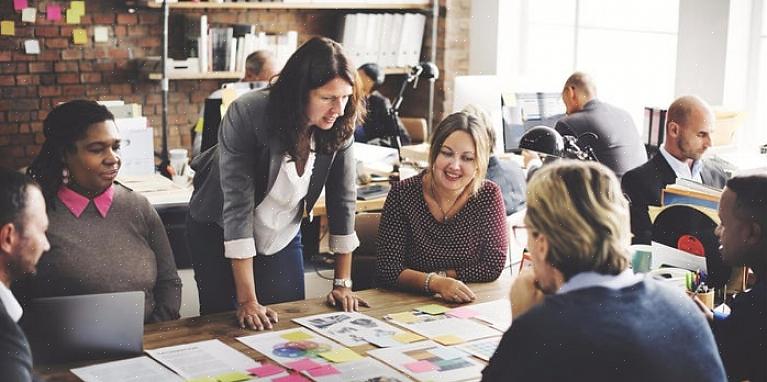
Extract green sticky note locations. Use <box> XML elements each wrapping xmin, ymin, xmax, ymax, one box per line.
<box><xmin>280</xmin><ymin>330</ymin><xmax>314</xmax><ymax>341</ymax></box>
<box><xmin>388</xmin><ymin>312</ymin><xmax>419</xmax><ymax>323</ymax></box>
<box><xmin>1</xmin><ymin>20</ymin><xmax>15</xmax><ymax>36</ymax></box>
<box><xmin>392</xmin><ymin>332</ymin><xmax>425</xmax><ymax>344</ymax></box>
<box><xmin>72</xmin><ymin>28</ymin><xmax>87</xmax><ymax>45</ymax></box>
<box><xmin>416</xmin><ymin>304</ymin><xmax>450</xmax><ymax>315</ymax></box>
<box><xmin>216</xmin><ymin>371</ymin><xmax>251</xmax><ymax>382</ymax></box>
<box><xmin>434</xmin><ymin>334</ymin><xmax>463</xmax><ymax>345</ymax></box>
<box><xmin>66</xmin><ymin>8</ymin><xmax>80</xmax><ymax>24</ymax></box>
<box><xmin>70</xmin><ymin>1</ymin><xmax>85</xmax><ymax>15</ymax></box>
<box><xmin>319</xmin><ymin>348</ymin><xmax>363</xmax><ymax>363</ymax></box>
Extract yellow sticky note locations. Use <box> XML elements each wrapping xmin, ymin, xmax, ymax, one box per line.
<box><xmin>318</xmin><ymin>348</ymin><xmax>363</xmax><ymax>363</ymax></box>
<box><xmin>280</xmin><ymin>330</ymin><xmax>314</xmax><ymax>341</ymax></box>
<box><xmin>1</xmin><ymin>21</ymin><xmax>15</xmax><ymax>36</ymax></box>
<box><xmin>392</xmin><ymin>332</ymin><xmax>425</xmax><ymax>344</ymax></box>
<box><xmin>66</xmin><ymin>8</ymin><xmax>80</xmax><ymax>24</ymax></box>
<box><xmin>70</xmin><ymin>1</ymin><xmax>85</xmax><ymax>15</ymax></box>
<box><xmin>216</xmin><ymin>371</ymin><xmax>251</xmax><ymax>382</ymax></box>
<box><xmin>72</xmin><ymin>28</ymin><xmax>87</xmax><ymax>45</ymax></box>
<box><xmin>434</xmin><ymin>335</ymin><xmax>463</xmax><ymax>345</ymax></box>
<box><xmin>388</xmin><ymin>312</ymin><xmax>420</xmax><ymax>324</ymax></box>
<box><xmin>416</xmin><ymin>304</ymin><xmax>450</xmax><ymax>315</ymax></box>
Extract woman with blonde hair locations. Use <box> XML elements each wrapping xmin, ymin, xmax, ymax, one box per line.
<box><xmin>376</xmin><ymin>111</ymin><xmax>508</xmax><ymax>303</ymax></box>
<box><xmin>482</xmin><ymin>160</ymin><xmax>725</xmax><ymax>382</ymax></box>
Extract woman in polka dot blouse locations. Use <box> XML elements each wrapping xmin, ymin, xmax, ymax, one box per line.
<box><xmin>376</xmin><ymin>111</ymin><xmax>508</xmax><ymax>303</ymax></box>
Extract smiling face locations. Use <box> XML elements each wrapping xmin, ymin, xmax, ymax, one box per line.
<box><xmin>305</xmin><ymin>76</ymin><xmax>353</xmax><ymax>130</ymax></box>
<box><xmin>432</xmin><ymin>130</ymin><xmax>478</xmax><ymax>193</ymax></box>
<box><xmin>64</xmin><ymin>120</ymin><xmax>121</xmax><ymax>194</ymax></box>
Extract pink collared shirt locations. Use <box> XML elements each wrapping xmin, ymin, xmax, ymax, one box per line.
<box><xmin>57</xmin><ymin>185</ymin><xmax>115</xmax><ymax>218</ymax></box>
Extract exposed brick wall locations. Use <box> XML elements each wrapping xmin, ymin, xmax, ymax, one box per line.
<box><xmin>0</xmin><ymin>0</ymin><xmax>469</xmax><ymax>169</ymax></box>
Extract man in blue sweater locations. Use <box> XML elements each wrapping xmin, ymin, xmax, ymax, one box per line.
<box><xmin>694</xmin><ymin>172</ymin><xmax>767</xmax><ymax>381</ymax></box>
<box><xmin>482</xmin><ymin>160</ymin><xmax>726</xmax><ymax>382</ymax></box>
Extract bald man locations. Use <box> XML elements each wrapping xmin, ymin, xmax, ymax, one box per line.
<box><xmin>555</xmin><ymin>72</ymin><xmax>647</xmax><ymax>178</ymax></box>
<box><xmin>621</xmin><ymin>95</ymin><xmax>728</xmax><ymax>244</ymax></box>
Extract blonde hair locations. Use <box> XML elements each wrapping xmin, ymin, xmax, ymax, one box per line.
<box><xmin>428</xmin><ymin>112</ymin><xmax>490</xmax><ymax>195</ymax></box>
<box><xmin>460</xmin><ymin>104</ymin><xmax>496</xmax><ymax>153</ymax></box>
<box><xmin>525</xmin><ymin>160</ymin><xmax>630</xmax><ymax>279</ymax></box>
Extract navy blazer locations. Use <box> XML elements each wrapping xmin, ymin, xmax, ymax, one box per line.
<box><xmin>621</xmin><ymin>152</ymin><xmax>728</xmax><ymax>244</ymax></box>
<box><xmin>0</xmin><ymin>300</ymin><xmax>34</xmax><ymax>381</ymax></box>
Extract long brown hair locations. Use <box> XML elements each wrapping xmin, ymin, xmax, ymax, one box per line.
<box><xmin>267</xmin><ymin>37</ymin><xmax>365</xmax><ymax>159</ymax></box>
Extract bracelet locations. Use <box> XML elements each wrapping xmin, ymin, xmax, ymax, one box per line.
<box><xmin>424</xmin><ymin>272</ymin><xmax>436</xmax><ymax>293</ymax></box>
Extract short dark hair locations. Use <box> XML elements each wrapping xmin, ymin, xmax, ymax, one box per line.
<box><xmin>0</xmin><ymin>167</ymin><xmax>39</xmax><ymax>231</ymax></box>
<box><xmin>245</xmin><ymin>50</ymin><xmax>274</xmax><ymax>78</ymax></box>
<box><xmin>27</xmin><ymin>100</ymin><xmax>114</xmax><ymax>208</ymax></box>
<box><xmin>267</xmin><ymin>37</ymin><xmax>365</xmax><ymax>159</ymax></box>
<box><xmin>359</xmin><ymin>63</ymin><xmax>385</xmax><ymax>89</ymax></box>
<box><xmin>726</xmin><ymin>170</ymin><xmax>767</xmax><ymax>241</ymax></box>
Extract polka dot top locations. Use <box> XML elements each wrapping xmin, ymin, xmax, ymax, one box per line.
<box><xmin>375</xmin><ymin>172</ymin><xmax>509</xmax><ymax>288</ymax></box>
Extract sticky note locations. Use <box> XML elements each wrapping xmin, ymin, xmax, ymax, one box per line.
<box><xmin>285</xmin><ymin>358</ymin><xmax>322</xmax><ymax>371</ymax></box>
<box><xmin>66</xmin><ymin>8</ymin><xmax>80</xmax><ymax>24</ymax></box>
<box><xmin>70</xmin><ymin>1</ymin><xmax>85</xmax><ymax>15</ymax></box>
<box><xmin>216</xmin><ymin>371</ymin><xmax>251</xmax><ymax>382</ymax></box>
<box><xmin>388</xmin><ymin>312</ymin><xmax>419</xmax><ymax>323</ymax></box>
<box><xmin>434</xmin><ymin>335</ymin><xmax>463</xmax><ymax>345</ymax></box>
<box><xmin>21</xmin><ymin>8</ymin><xmax>36</xmax><ymax>23</ymax></box>
<box><xmin>416</xmin><ymin>304</ymin><xmax>450</xmax><ymax>315</ymax></box>
<box><xmin>273</xmin><ymin>374</ymin><xmax>310</xmax><ymax>382</ymax></box>
<box><xmin>72</xmin><ymin>28</ymin><xmax>87</xmax><ymax>44</ymax></box>
<box><xmin>47</xmin><ymin>4</ymin><xmax>62</xmax><ymax>21</ymax></box>
<box><xmin>1</xmin><ymin>21</ymin><xmax>14</xmax><ymax>36</ymax></box>
<box><xmin>280</xmin><ymin>331</ymin><xmax>314</xmax><ymax>341</ymax></box>
<box><xmin>93</xmin><ymin>26</ymin><xmax>108</xmax><ymax>42</ymax></box>
<box><xmin>392</xmin><ymin>332</ymin><xmax>425</xmax><ymax>344</ymax></box>
<box><xmin>13</xmin><ymin>0</ymin><xmax>27</xmax><ymax>11</ymax></box>
<box><xmin>307</xmin><ymin>364</ymin><xmax>340</xmax><ymax>377</ymax></box>
<box><xmin>446</xmin><ymin>307</ymin><xmax>480</xmax><ymax>319</ymax></box>
<box><xmin>318</xmin><ymin>348</ymin><xmax>363</xmax><ymax>363</ymax></box>
<box><xmin>404</xmin><ymin>360</ymin><xmax>437</xmax><ymax>373</ymax></box>
<box><xmin>24</xmin><ymin>39</ymin><xmax>40</xmax><ymax>54</ymax></box>
<box><xmin>248</xmin><ymin>364</ymin><xmax>284</xmax><ymax>377</ymax></box>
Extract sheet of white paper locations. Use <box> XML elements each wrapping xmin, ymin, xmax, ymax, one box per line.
<box><xmin>237</xmin><ymin>328</ymin><xmax>345</xmax><ymax>367</ymax></box>
<box><xmin>70</xmin><ymin>356</ymin><xmax>183</xmax><ymax>382</ymax></box>
<box><xmin>293</xmin><ymin>311</ymin><xmax>405</xmax><ymax>347</ymax></box>
<box><xmin>466</xmin><ymin>299</ymin><xmax>512</xmax><ymax>332</ymax></box>
<box><xmin>387</xmin><ymin>314</ymin><xmax>502</xmax><ymax>343</ymax></box>
<box><xmin>145</xmin><ymin>339</ymin><xmax>258</xmax><ymax>380</ymax></box>
<box><xmin>302</xmin><ymin>357</ymin><xmax>410</xmax><ymax>382</ymax></box>
<box><xmin>368</xmin><ymin>340</ymin><xmax>485</xmax><ymax>382</ymax></box>
<box><xmin>454</xmin><ymin>336</ymin><xmax>502</xmax><ymax>362</ymax></box>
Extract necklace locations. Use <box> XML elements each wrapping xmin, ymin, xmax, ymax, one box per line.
<box><xmin>429</xmin><ymin>174</ymin><xmax>459</xmax><ymax>223</ymax></box>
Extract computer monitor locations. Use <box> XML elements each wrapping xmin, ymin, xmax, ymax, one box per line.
<box><xmin>452</xmin><ymin>75</ymin><xmax>504</xmax><ymax>154</ymax></box>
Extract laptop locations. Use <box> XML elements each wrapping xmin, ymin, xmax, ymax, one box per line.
<box><xmin>22</xmin><ymin>291</ymin><xmax>145</xmax><ymax>364</ymax></box>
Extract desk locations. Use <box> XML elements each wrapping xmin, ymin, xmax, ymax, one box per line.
<box><xmin>34</xmin><ymin>272</ymin><xmax>512</xmax><ymax>381</ymax></box>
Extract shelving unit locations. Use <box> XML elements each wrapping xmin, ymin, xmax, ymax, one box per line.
<box><xmin>146</xmin><ymin>0</ymin><xmax>438</xmax><ymax>164</ymax></box>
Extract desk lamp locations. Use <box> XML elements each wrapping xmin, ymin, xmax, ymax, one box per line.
<box><xmin>519</xmin><ymin>125</ymin><xmax>599</xmax><ymax>161</ymax></box>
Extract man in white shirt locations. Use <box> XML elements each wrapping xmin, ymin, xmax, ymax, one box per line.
<box><xmin>621</xmin><ymin>95</ymin><xmax>728</xmax><ymax>244</ymax></box>
<box><xmin>0</xmin><ymin>168</ymin><xmax>50</xmax><ymax>381</ymax></box>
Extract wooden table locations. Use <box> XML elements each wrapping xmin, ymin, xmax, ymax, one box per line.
<box><xmin>34</xmin><ymin>272</ymin><xmax>513</xmax><ymax>381</ymax></box>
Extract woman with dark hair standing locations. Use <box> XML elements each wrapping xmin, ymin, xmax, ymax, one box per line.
<box><xmin>22</xmin><ymin>99</ymin><xmax>182</xmax><ymax>323</ymax></box>
<box><xmin>188</xmin><ymin>37</ymin><xmax>368</xmax><ymax>330</ymax></box>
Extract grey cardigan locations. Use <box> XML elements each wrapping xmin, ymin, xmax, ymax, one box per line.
<box><xmin>189</xmin><ymin>90</ymin><xmax>359</xmax><ymax>257</ymax></box>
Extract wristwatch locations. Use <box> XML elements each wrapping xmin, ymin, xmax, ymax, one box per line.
<box><xmin>333</xmin><ymin>278</ymin><xmax>353</xmax><ymax>288</ymax></box>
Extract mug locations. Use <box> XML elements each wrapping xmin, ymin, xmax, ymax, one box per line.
<box><xmin>631</xmin><ymin>244</ymin><xmax>653</xmax><ymax>273</ymax></box>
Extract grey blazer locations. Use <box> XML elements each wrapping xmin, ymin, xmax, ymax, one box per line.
<box><xmin>189</xmin><ymin>90</ymin><xmax>358</xmax><ymax>253</ymax></box>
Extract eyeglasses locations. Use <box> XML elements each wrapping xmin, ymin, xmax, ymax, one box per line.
<box><xmin>511</xmin><ymin>225</ymin><xmax>529</xmax><ymax>248</ymax></box>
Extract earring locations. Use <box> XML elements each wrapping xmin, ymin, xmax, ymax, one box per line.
<box><xmin>62</xmin><ymin>167</ymin><xmax>69</xmax><ymax>185</ymax></box>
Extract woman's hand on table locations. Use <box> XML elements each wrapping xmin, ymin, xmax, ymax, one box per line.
<box><xmin>237</xmin><ymin>300</ymin><xmax>278</xmax><ymax>330</ymax></box>
<box><xmin>327</xmin><ymin>288</ymin><xmax>370</xmax><ymax>312</ymax></box>
<box><xmin>431</xmin><ymin>276</ymin><xmax>476</xmax><ymax>303</ymax></box>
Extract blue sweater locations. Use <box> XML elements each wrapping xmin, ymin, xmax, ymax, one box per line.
<box><xmin>482</xmin><ymin>279</ymin><xmax>726</xmax><ymax>382</ymax></box>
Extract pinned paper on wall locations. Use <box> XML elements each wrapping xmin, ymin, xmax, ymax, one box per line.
<box><xmin>24</xmin><ymin>39</ymin><xmax>40</xmax><ymax>54</ymax></box>
<box><xmin>21</xmin><ymin>8</ymin><xmax>36</xmax><ymax>23</ymax></box>
<box><xmin>1</xmin><ymin>20</ymin><xmax>14</xmax><ymax>36</ymax></box>
<box><xmin>13</xmin><ymin>0</ymin><xmax>28</xmax><ymax>11</ymax></box>
<box><xmin>70</xmin><ymin>1</ymin><xmax>85</xmax><ymax>14</ymax></box>
<box><xmin>66</xmin><ymin>8</ymin><xmax>80</xmax><ymax>24</ymax></box>
<box><xmin>47</xmin><ymin>4</ymin><xmax>62</xmax><ymax>21</ymax></box>
<box><xmin>73</xmin><ymin>28</ymin><xmax>87</xmax><ymax>44</ymax></box>
<box><xmin>94</xmin><ymin>26</ymin><xmax>108</xmax><ymax>42</ymax></box>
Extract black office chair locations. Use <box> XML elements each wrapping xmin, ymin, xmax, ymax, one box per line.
<box><xmin>201</xmin><ymin>98</ymin><xmax>223</xmax><ymax>153</ymax></box>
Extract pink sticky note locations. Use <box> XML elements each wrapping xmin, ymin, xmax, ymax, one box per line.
<box><xmin>446</xmin><ymin>307</ymin><xmax>480</xmax><ymax>319</ymax></box>
<box><xmin>273</xmin><ymin>374</ymin><xmax>310</xmax><ymax>382</ymax></box>
<box><xmin>404</xmin><ymin>360</ymin><xmax>437</xmax><ymax>373</ymax></box>
<box><xmin>285</xmin><ymin>358</ymin><xmax>323</xmax><ymax>371</ymax></box>
<box><xmin>307</xmin><ymin>364</ymin><xmax>340</xmax><ymax>377</ymax></box>
<box><xmin>247</xmin><ymin>364</ymin><xmax>284</xmax><ymax>378</ymax></box>
<box><xmin>46</xmin><ymin>4</ymin><xmax>62</xmax><ymax>21</ymax></box>
<box><xmin>13</xmin><ymin>0</ymin><xmax>28</xmax><ymax>11</ymax></box>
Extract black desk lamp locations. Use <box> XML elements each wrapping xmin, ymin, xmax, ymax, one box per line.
<box><xmin>388</xmin><ymin>62</ymin><xmax>439</xmax><ymax>154</ymax></box>
<box><xmin>519</xmin><ymin>125</ymin><xmax>599</xmax><ymax>161</ymax></box>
